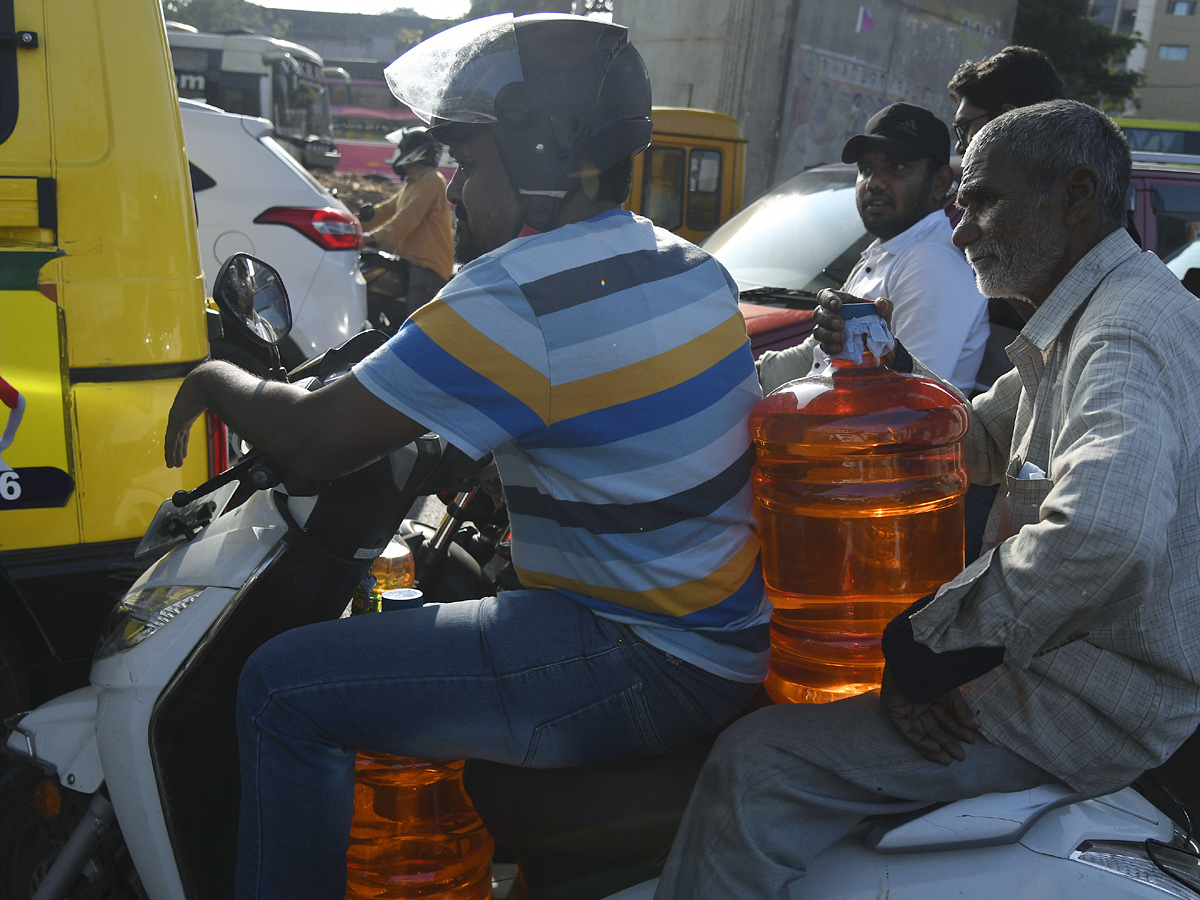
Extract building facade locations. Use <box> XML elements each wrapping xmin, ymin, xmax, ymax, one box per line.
<box><xmin>1096</xmin><ymin>0</ymin><xmax>1200</xmax><ymax>121</ymax></box>
<box><xmin>614</xmin><ymin>0</ymin><xmax>1016</xmax><ymax>200</ymax></box>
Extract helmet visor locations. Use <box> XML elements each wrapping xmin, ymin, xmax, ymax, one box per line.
<box><xmin>385</xmin><ymin>14</ymin><xmax>524</xmax><ymax>126</ymax></box>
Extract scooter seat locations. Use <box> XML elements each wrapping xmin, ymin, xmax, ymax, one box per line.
<box><xmin>864</xmin><ymin>783</ymin><xmax>1083</xmax><ymax>853</ymax></box>
<box><xmin>464</xmin><ymin>734</ymin><xmax>717</xmax><ymax>900</ymax></box>
<box><xmin>463</xmin><ymin>689</ymin><xmax>770</xmax><ymax>900</ymax></box>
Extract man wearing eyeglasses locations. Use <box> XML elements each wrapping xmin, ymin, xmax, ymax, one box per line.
<box><xmin>759</xmin><ymin>102</ymin><xmax>989</xmax><ymax>397</ymax></box>
<box><xmin>947</xmin><ymin>46</ymin><xmax>1065</xmax><ymax>154</ymax></box>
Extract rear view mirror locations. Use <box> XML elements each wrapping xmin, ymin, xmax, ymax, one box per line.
<box><xmin>213</xmin><ymin>254</ymin><xmax>293</xmax><ymax>346</ymax></box>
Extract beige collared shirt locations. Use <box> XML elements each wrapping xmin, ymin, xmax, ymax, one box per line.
<box><xmin>912</xmin><ymin>229</ymin><xmax>1200</xmax><ymax>795</ymax></box>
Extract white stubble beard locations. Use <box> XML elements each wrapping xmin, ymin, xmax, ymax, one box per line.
<box><xmin>967</xmin><ymin>201</ymin><xmax>1067</xmax><ymax>302</ymax></box>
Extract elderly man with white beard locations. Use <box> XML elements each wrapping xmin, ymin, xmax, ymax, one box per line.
<box><xmin>652</xmin><ymin>99</ymin><xmax>1200</xmax><ymax>900</ymax></box>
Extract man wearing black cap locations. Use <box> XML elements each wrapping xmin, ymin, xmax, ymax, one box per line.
<box><xmin>759</xmin><ymin>102</ymin><xmax>989</xmax><ymax>396</ymax></box>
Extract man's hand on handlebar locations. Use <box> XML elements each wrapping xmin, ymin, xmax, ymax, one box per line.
<box><xmin>165</xmin><ymin>365</ymin><xmax>212</xmax><ymax>469</ymax></box>
<box><xmin>814</xmin><ymin>289</ymin><xmax>896</xmax><ymax>367</ymax></box>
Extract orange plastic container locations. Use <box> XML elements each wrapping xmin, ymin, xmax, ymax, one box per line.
<box><xmin>345</xmin><ymin>755</ymin><xmax>494</xmax><ymax>900</ymax></box>
<box><xmin>749</xmin><ymin>303</ymin><xmax>970</xmax><ymax>704</ymax></box>
<box><xmin>345</xmin><ymin>541</ymin><xmax>493</xmax><ymax>899</ymax></box>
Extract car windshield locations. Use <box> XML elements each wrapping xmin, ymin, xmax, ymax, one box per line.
<box><xmin>1166</xmin><ymin>238</ymin><xmax>1200</xmax><ymax>280</ymax></box>
<box><xmin>702</xmin><ymin>166</ymin><xmax>868</xmax><ymax>293</ymax></box>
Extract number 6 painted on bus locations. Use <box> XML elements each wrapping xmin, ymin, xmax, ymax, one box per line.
<box><xmin>0</xmin><ymin>470</ymin><xmax>20</xmax><ymax>501</ymax></box>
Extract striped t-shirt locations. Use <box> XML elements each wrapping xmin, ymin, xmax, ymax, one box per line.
<box><xmin>354</xmin><ymin>210</ymin><xmax>769</xmax><ymax>681</ymax></box>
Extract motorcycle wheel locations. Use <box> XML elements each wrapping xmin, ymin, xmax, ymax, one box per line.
<box><xmin>0</xmin><ymin>766</ymin><xmax>146</xmax><ymax>900</ymax></box>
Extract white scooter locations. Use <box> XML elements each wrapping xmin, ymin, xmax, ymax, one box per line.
<box><xmin>0</xmin><ymin>254</ymin><xmax>459</xmax><ymax>900</ymax></box>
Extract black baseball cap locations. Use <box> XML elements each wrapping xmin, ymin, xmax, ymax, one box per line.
<box><xmin>841</xmin><ymin>102</ymin><xmax>951</xmax><ymax>167</ymax></box>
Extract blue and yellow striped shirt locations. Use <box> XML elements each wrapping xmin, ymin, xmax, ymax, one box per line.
<box><xmin>355</xmin><ymin>210</ymin><xmax>768</xmax><ymax>680</ymax></box>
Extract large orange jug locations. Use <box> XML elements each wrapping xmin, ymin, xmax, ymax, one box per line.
<box><xmin>749</xmin><ymin>303</ymin><xmax>970</xmax><ymax>704</ymax></box>
<box><xmin>345</xmin><ymin>755</ymin><xmax>494</xmax><ymax>900</ymax></box>
<box><xmin>345</xmin><ymin>539</ymin><xmax>493</xmax><ymax>899</ymax></box>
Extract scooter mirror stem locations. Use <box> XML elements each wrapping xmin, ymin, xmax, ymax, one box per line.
<box><xmin>171</xmin><ymin>455</ymin><xmax>278</xmax><ymax>508</ymax></box>
<box><xmin>268</xmin><ymin>345</ymin><xmax>288</xmax><ymax>382</ymax></box>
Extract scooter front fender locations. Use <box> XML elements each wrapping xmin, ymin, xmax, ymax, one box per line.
<box><xmin>4</xmin><ymin>685</ymin><xmax>103</xmax><ymax>793</ymax></box>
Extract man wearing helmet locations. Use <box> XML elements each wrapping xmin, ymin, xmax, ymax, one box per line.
<box><xmin>362</xmin><ymin>127</ymin><xmax>453</xmax><ymax>324</ymax></box>
<box><xmin>163</xmin><ymin>14</ymin><xmax>769</xmax><ymax>899</ymax></box>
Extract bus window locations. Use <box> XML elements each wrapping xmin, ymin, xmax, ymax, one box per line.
<box><xmin>1116</xmin><ymin>119</ymin><xmax>1200</xmax><ymax>156</ymax></box>
<box><xmin>171</xmin><ymin>46</ymin><xmax>213</xmax><ymax>103</ymax></box>
<box><xmin>218</xmin><ymin>72</ymin><xmax>262</xmax><ymax>118</ymax></box>
<box><xmin>1125</xmin><ymin>128</ymin><xmax>1200</xmax><ymax>155</ymax></box>
<box><xmin>332</xmin><ymin>112</ymin><xmax>403</xmax><ymax>142</ymax></box>
<box><xmin>270</xmin><ymin>59</ymin><xmax>331</xmax><ymax>143</ymax></box>
<box><xmin>642</xmin><ymin>146</ymin><xmax>685</xmax><ymax>232</ymax></box>
<box><xmin>329</xmin><ymin>80</ymin><xmax>396</xmax><ymax>110</ymax></box>
<box><xmin>687</xmin><ymin>148</ymin><xmax>723</xmax><ymax>233</ymax></box>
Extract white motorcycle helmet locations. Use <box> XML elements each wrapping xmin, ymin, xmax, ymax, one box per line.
<box><xmin>385</xmin><ymin>13</ymin><xmax>653</xmax><ymax>231</ymax></box>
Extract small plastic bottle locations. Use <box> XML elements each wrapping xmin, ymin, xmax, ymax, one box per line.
<box><xmin>749</xmin><ymin>303</ymin><xmax>970</xmax><ymax>704</ymax></box>
<box><xmin>345</xmin><ymin>538</ymin><xmax>493</xmax><ymax>899</ymax></box>
<box><xmin>352</xmin><ymin>538</ymin><xmax>417</xmax><ymax>615</ymax></box>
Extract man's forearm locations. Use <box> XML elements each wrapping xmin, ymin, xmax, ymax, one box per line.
<box><xmin>176</xmin><ymin>361</ymin><xmax>315</xmax><ymax>467</ymax></box>
<box><xmin>757</xmin><ymin>335</ymin><xmax>817</xmax><ymax>394</ymax></box>
<box><xmin>882</xmin><ymin>594</ymin><xmax>1004</xmax><ymax>703</ymax></box>
<box><xmin>166</xmin><ymin>360</ymin><xmax>429</xmax><ymax>480</ymax></box>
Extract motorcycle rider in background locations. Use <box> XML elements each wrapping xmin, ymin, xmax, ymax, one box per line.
<box><xmin>162</xmin><ymin>13</ymin><xmax>769</xmax><ymax>900</ymax></box>
<box><xmin>362</xmin><ymin>127</ymin><xmax>454</xmax><ymax>326</ymax></box>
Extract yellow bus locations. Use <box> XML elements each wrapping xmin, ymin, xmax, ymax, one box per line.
<box><xmin>629</xmin><ymin>107</ymin><xmax>748</xmax><ymax>245</ymax></box>
<box><xmin>1</xmin><ymin>0</ymin><xmax>214</xmax><ymax>717</ymax></box>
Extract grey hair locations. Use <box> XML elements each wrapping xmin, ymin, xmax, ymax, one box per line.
<box><xmin>966</xmin><ymin>99</ymin><xmax>1131</xmax><ymax>234</ymax></box>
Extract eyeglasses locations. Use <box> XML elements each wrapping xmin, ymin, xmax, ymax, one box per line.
<box><xmin>953</xmin><ymin>112</ymin><xmax>991</xmax><ymax>148</ymax></box>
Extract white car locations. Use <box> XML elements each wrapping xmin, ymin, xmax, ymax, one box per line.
<box><xmin>180</xmin><ymin>98</ymin><xmax>367</xmax><ymax>369</ymax></box>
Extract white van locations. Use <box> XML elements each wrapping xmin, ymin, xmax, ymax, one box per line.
<box><xmin>180</xmin><ymin>99</ymin><xmax>368</xmax><ymax>368</ymax></box>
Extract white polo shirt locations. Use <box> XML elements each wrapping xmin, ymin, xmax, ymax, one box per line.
<box><xmin>844</xmin><ymin>209</ymin><xmax>990</xmax><ymax>393</ymax></box>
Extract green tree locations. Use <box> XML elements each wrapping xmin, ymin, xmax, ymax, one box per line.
<box><xmin>1013</xmin><ymin>0</ymin><xmax>1141</xmax><ymax>110</ymax></box>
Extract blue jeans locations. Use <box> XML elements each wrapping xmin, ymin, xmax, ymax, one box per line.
<box><xmin>234</xmin><ymin>589</ymin><xmax>757</xmax><ymax>900</ymax></box>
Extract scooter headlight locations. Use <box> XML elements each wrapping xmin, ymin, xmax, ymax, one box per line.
<box><xmin>94</xmin><ymin>586</ymin><xmax>206</xmax><ymax>660</ymax></box>
<box><xmin>1073</xmin><ymin>839</ymin><xmax>1200</xmax><ymax>899</ymax></box>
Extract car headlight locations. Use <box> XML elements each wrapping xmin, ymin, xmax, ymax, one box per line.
<box><xmin>94</xmin><ymin>586</ymin><xmax>205</xmax><ymax>660</ymax></box>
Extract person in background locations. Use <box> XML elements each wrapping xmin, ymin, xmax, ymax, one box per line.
<box><xmin>362</xmin><ymin>126</ymin><xmax>454</xmax><ymax>323</ymax></box>
<box><xmin>758</xmin><ymin>102</ymin><xmax>990</xmax><ymax>397</ymax></box>
<box><xmin>947</xmin><ymin>45</ymin><xmax>1065</xmax><ymax>154</ymax></box>
<box><xmin>946</xmin><ymin>45</ymin><xmax>1068</xmax><ymax>447</ymax></box>
<box><xmin>654</xmin><ymin>99</ymin><xmax>1200</xmax><ymax>900</ymax></box>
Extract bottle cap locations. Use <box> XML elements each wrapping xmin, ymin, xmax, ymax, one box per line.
<box><xmin>833</xmin><ymin>302</ymin><xmax>893</xmax><ymax>363</ymax></box>
<box><xmin>380</xmin><ymin>588</ymin><xmax>424</xmax><ymax>612</ymax></box>
<box><xmin>839</xmin><ymin>301</ymin><xmax>879</xmax><ymax>321</ymax></box>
